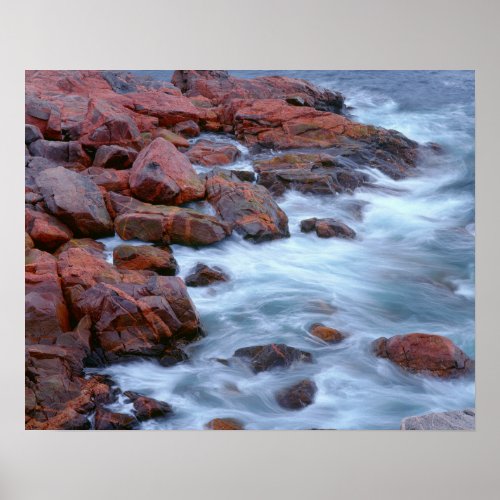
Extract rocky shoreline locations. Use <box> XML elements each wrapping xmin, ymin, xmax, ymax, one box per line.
<box><xmin>25</xmin><ymin>70</ymin><xmax>474</xmax><ymax>430</ymax></box>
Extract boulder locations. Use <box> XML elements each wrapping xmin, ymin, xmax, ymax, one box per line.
<box><xmin>53</xmin><ymin>238</ymin><xmax>105</xmax><ymax>257</ymax></box>
<box><xmin>36</xmin><ymin>167</ymin><xmax>114</xmax><ymax>238</ymax></box>
<box><xmin>94</xmin><ymin>408</ymin><xmax>138</xmax><ymax>430</ymax></box>
<box><xmin>173</xmin><ymin>120</ymin><xmax>200</xmax><ymax>137</ymax></box>
<box><xmin>123</xmin><ymin>392</ymin><xmax>173</xmax><ymax>421</ymax></box>
<box><xmin>110</xmin><ymin>193</ymin><xmax>231</xmax><ymax>247</ymax></box>
<box><xmin>29</xmin><ymin>139</ymin><xmax>90</xmax><ymax>166</ymax></box>
<box><xmin>206</xmin><ymin>171</ymin><xmax>289</xmax><ymax>243</ymax></box>
<box><xmin>186</xmin><ymin>140</ymin><xmax>240</xmax><ymax>166</ymax></box>
<box><xmin>400</xmin><ymin>408</ymin><xmax>475</xmax><ymax>430</ymax></box>
<box><xmin>93</xmin><ymin>145</ymin><xmax>138</xmax><ymax>169</ymax></box>
<box><xmin>113</xmin><ymin>244</ymin><xmax>178</xmax><ymax>275</ymax></box>
<box><xmin>300</xmin><ymin>218</ymin><xmax>356</xmax><ymax>239</ymax></box>
<box><xmin>151</xmin><ymin>128</ymin><xmax>189</xmax><ymax>148</ymax></box>
<box><xmin>83</xmin><ymin>167</ymin><xmax>130</xmax><ymax>194</ymax></box>
<box><xmin>309</xmin><ymin>323</ymin><xmax>345</xmax><ymax>343</ymax></box>
<box><xmin>25</xmin><ymin>206</ymin><xmax>73</xmax><ymax>251</ymax></box>
<box><xmin>25</xmin><ymin>124</ymin><xmax>44</xmax><ymax>144</ymax></box>
<box><xmin>185</xmin><ymin>263</ymin><xmax>229</xmax><ymax>287</ymax></box>
<box><xmin>373</xmin><ymin>333</ymin><xmax>474</xmax><ymax>378</ymax></box>
<box><xmin>171</xmin><ymin>70</ymin><xmax>345</xmax><ymax>113</ymax></box>
<box><xmin>275</xmin><ymin>379</ymin><xmax>318</xmax><ymax>410</ymax></box>
<box><xmin>233</xmin><ymin>344</ymin><xmax>313</xmax><ymax>373</ymax></box>
<box><xmin>129</xmin><ymin>137</ymin><xmax>205</xmax><ymax>205</ymax></box>
<box><xmin>206</xmin><ymin>418</ymin><xmax>244</xmax><ymax>430</ymax></box>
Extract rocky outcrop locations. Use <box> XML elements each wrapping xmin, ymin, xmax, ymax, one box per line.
<box><xmin>276</xmin><ymin>380</ymin><xmax>318</xmax><ymax>410</ymax></box>
<box><xmin>172</xmin><ymin>70</ymin><xmax>345</xmax><ymax>113</ymax></box>
<box><xmin>186</xmin><ymin>140</ymin><xmax>240</xmax><ymax>166</ymax></box>
<box><xmin>400</xmin><ymin>408</ymin><xmax>475</xmax><ymax>430</ymax></box>
<box><xmin>206</xmin><ymin>418</ymin><xmax>244</xmax><ymax>430</ymax></box>
<box><xmin>300</xmin><ymin>218</ymin><xmax>356</xmax><ymax>239</ymax></box>
<box><xmin>233</xmin><ymin>344</ymin><xmax>313</xmax><ymax>373</ymax></box>
<box><xmin>109</xmin><ymin>193</ymin><xmax>231</xmax><ymax>246</ymax></box>
<box><xmin>205</xmin><ymin>171</ymin><xmax>289</xmax><ymax>242</ymax></box>
<box><xmin>309</xmin><ymin>323</ymin><xmax>345</xmax><ymax>343</ymax></box>
<box><xmin>129</xmin><ymin>137</ymin><xmax>205</xmax><ymax>205</ymax></box>
<box><xmin>113</xmin><ymin>244</ymin><xmax>178</xmax><ymax>275</ymax></box>
<box><xmin>36</xmin><ymin>167</ymin><xmax>114</xmax><ymax>238</ymax></box>
<box><xmin>373</xmin><ymin>333</ymin><xmax>474</xmax><ymax>378</ymax></box>
<box><xmin>185</xmin><ymin>264</ymin><xmax>229</xmax><ymax>287</ymax></box>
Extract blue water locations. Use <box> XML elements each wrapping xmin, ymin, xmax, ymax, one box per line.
<box><xmin>98</xmin><ymin>71</ymin><xmax>475</xmax><ymax>429</ymax></box>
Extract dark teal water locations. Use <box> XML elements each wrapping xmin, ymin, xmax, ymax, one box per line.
<box><xmin>98</xmin><ymin>71</ymin><xmax>475</xmax><ymax>429</ymax></box>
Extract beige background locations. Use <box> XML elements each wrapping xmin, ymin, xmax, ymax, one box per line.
<box><xmin>1</xmin><ymin>0</ymin><xmax>498</xmax><ymax>498</ymax></box>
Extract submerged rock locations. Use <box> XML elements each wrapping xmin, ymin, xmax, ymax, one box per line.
<box><xmin>206</xmin><ymin>418</ymin><xmax>244</xmax><ymax>430</ymax></box>
<box><xmin>400</xmin><ymin>408</ymin><xmax>475</xmax><ymax>430</ymax></box>
<box><xmin>373</xmin><ymin>333</ymin><xmax>474</xmax><ymax>378</ymax></box>
<box><xmin>185</xmin><ymin>263</ymin><xmax>229</xmax><ymax>287</ymax></box>
<box><xmin>300</xmin><ymin>217</ymin><xmax>356</xmax><ymax>239</ymax></box>
<box><xmin>276</xmin><ymin>379</ymin><xmax>318</xmax><ymax>410</ymax></box>
<box><xmin>113</xmin><ymin>244</ymin><xmax>178</xmax><ymax>275</ymax></box>
<box><xmin>123</xmin><ymin>392</ymin><xmax>173</xmax><ymax>421</ymax></box>
<box><xmin>233</xmin><ymin>344</ymin><xmax>313</xmax><ymax>373</ymax></box>
<box><xmin>129</xmin><ymin>137</ymin><xmax>205</xmax><ymax>205</ymax></box>
<box><xmin>309</xmin><ymin>323</ymin><xmax>345</xmax><ymax>343</ymax></box>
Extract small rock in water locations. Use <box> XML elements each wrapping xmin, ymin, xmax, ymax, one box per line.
<box><xmin>206</xmin><ymin>418</ymin><xmax>244</xmax><ymax>430</ymax></box>
<box><xmin>309</xmin><ymin>323</ymin><xmax>345</xmax><ymax>343</ymax></box>
<box><xmin>400</xmin><ymin>408</ymin><xmax>475</xmax><ymax>430</ymax></box>
<box><xmin>159</xmin><ymin>347</ymin><xmax>189</xmax><ymax>367</ymax></box>
<box><xmin>94</xmin><ymin>407</ymin><xmax>138</xmax><ymax>430</ymax></box>
<box><xmin>113</xmin><ymin>244</ymin><xmax>179</xmax><ymax>275</ymax></box>
<box><xmin>123</xmin><ymin>392</ymin><xmax>173</xmax><ymax>421</ymax></box>
<box><xmin>233</xmin><ymin>343</ymin><xmax>313</xmax><ymax>373</ymax></box>
<box><xmin>185</xmin><ymin>263</ymin><xmax>229</xmax><ymax>287</ymax></box>
<box><xmin>300</xmin><ymin>217</ymin><xmax>356</xmax><ymax>239</ymax></box>
<box><xmin>276</xmin><ymin>379</ymin><xmax>318</xmax><ymax>410</ymax></box>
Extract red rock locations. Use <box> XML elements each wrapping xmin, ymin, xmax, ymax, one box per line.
<box><xmin>110</xmin><ymin>193</ymin><xmax>231</xmax><ymax>246</ymax></box>
<box><xmin>206</xmin><ymin>418</ymin><xmax>244</xmax><ymax>430</ymax></box>
<box><xmin>206</xmin><ymin>171</ymin><xmax>289</xmax><ymax>242</ymax></box>
<box><xmin>25</xmin><ymin>232</ymin><xmax>35</xmax><ymax>252</ymax></box>
<box><xmin>53</xmin><ymin>238</ymin><xmax>105</xmax><ymax>257</ymax></box>
<box><xmin>129</xmin><ymin>137</ymin><xmax>205</xmax><ymax>205</ymax></box>
<box><xmin>276</xmin><ymin>379</ymin><xmax>317</xmax><ymax>410</ymax></box>
<box><xmin>36</xmin><ymin>167</ymin><xmax>114</xmax><ymax>237</ymax></box>
<box><xmin>25</xmin><ymin>249</ymin><xmax>70</xmax><ymax>343</ymax></box>
<box><xmin>253</xmin><ymin>153</ymin><xmax>338</xmax><ymax>173</ymax></box>
<box><xmin>28</xmin><ymin>139</ymin><xmax>91</xmax><ymax>166</ymax></box>
<box><xmin>83</xmin><ymin>167</ymin><xmax>130</xmax><ymax>193</ymax></box>
<box><xmin>123</xmin><ymin>391</ymin><xmax>173</xmax><ymax>421</ymax></box>
<box><xmin>300</xmin><ymin>218</ymin><xmax>356</xmax><ymax>239</ymax></box>
<box><xmin>172</xmin><ymin>70</ymin><xmax>344</xmax><ymax>113</ymax></box>
<box><xmin>309</xmin><ymin>323</ymin><xmax>345</xmax><ymax>343</ymax></box>
<box><xmin>25</xmin><ymin>206</ymin><xmax>73</xmax><ymax>251</ymax></box>
<box><xmin>173</xmin><ymin>120</ymin><xmax>200</xmax><ymax>137</ymax></box>
<box><xmin>186</xmin><ymin>140</ymin><xmax>240</xmax><ymax>166</ymax></box>
<box><xmin>185</xmin><ymin>263</ymin><xmax>229</xmax><ymax>287</ymax></box>
<box><xmin>373</xmin><ymin>333</ymin><xmax>474</xmax><ymax>378</ymax></box>
<box><xmin>94</xmin><ymin>408</ymin><xmax>138</xmax><ymax>430</ymax></box>
<box><xmin>113</xmin><ymin>244</ymin><xmax>178</xmax><ymax>275</ymax></box>
<box><xmin>93</xmin><ymin>145</ymin><xmax>138</xmax><ymax>169</ymax></box>
<box><xmin>151</xmin><ymin>128</ymin><xmax>189</xmax><ymax>148</ymax></box>
<box><xmin>233</xmin><ymin>344</ymin><xmax>313</xmax><ymax>373</ymax></box>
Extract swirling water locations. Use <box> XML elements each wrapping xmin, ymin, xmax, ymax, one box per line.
<box><xmin>96</xmin><ymin>71</ymin><xmax>475</xmax><ymax>429</ymax></box>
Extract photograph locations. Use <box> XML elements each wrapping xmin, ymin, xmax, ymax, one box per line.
<box><xmin>25</xmin><ymin>69</ymin><xmax>475</xmax><ymax>431</ymax></box>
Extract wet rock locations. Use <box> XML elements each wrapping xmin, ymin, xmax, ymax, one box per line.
<box><xmin>233</xmin><ymin>344</ymin><xmax>313</xmax><ymax>373</ymax></box>
<box><xmin>172</xmin><ymin>70</ymin><xmax>344</xmax><ymax>113</ymax></box>
<box><xmin>159</xmin><ymin>347</ymin><xmax>189</xmax><ymax>367</ymax></box>
<box><xmin>36</xmin><ymin>167</ymin><xmax>114</xmax><ymax>238</ymax></box>
<box><xmin>25</xmin><ymin>249</ymin><xmax>70</xmax><ymax>343</ymax></box>
<box><xmin>185</xmin><ymin>263</ymin><xmax>229</xmax><ymax>287</ymax></box>
<box><xmin>206</xmin><ymin>418</ymin><xmax>244</xmax><ymax>430</ymax></box>
<box><xmin>173</xmin><ymin>120</ymin><xmax>200</xmax><ymax>137</ymax></box>
<box><xmin>129</xmin><ymin>137</ymin><xmax>205</xmax><ymax>205</ymax></box>
<box><xmin>373</xmin><ymin>333</ymin><xmax>474</xmax><ymax>378</ymax></box>
<box><xmin>25</xmin><ymin>206</ymin><xmax>73</xmax><ymax>251</ymax></box>
<box><xmin>123</xmin><ymin>392</ymin><xmax>173</xmax><ymax>421</ymax></box>
<box><xmin>94</xmin><ymin>408</ymin><xmax>138</xmax><ymax>430</ymax></box>
<box><xmin>25</xmin><ymin>124</ymin><xmax>43</xmax><ymax>144</ymax></box>
<box><xmin>206</xmin><ymin>170</ymin><xmax>289</xmax><ymax>243</ymax></box>
<box><xmin>254</xmin><ymin>153</ymin><xmax>338</xmax><ymax>173</ymax></box>
<box><xmin>93</xmin><ymin>145</ymin><xmax>138</xmax><ymax>169</ymax></box>
<box><xmin>113</xmin><ymin>244</ymin><xmax>178</xmax><ymax>275</ymax></box>
<box><xmin>186</xmin><ymin>140</ymin><xmax>240</xmax><ymax>166</ymax></box>
<box><xmin>400</xmin><ymin>408</ymin><xmax>475</xmax><ymax>430</ymax></box>
<box><xmin>230</xmin><ymin>170</ymin><xmax>255</xmax><ymax>182</ymax></box>
<box><xmin>309</xmin><ymin>323</ymin><xmax>345</xmax><ymax>343</ymax></box>
<box><xmin>276</xmin><ymin>379</ymin><xmax>317</xmax><ymax>410</ymax></box>
<box><xmin>300</xmin><ymin>217</ymin><xmax>356</xmax><ymax>239</ymax></box>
